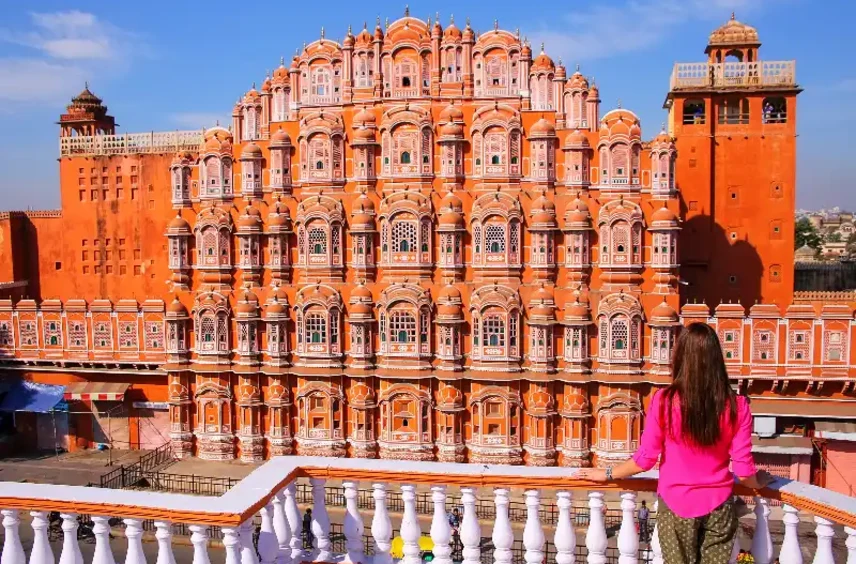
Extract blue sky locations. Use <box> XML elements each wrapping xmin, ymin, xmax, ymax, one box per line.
<box><xmin>0</xmin><ymin>0</ymin><xmax>853</xmax><ymax>211</ymax></box>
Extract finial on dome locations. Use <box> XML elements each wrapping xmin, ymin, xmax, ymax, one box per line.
<box><xmin>576</xmin><ymin>63</ymin><xmax>580</xmax><ymax>72</ymax></box>
<box><xmin>405</xmin><ymin>4</ymin><xmax>410</xmax><ymax>16</ymax></box>
<box><xmin>450</xmin><ymin>13</ymin><xmax>454</xmax><ymax>24</ymax></box>
<box><xmin>516</xmin><ymin>27</ymin><xmax>520</xmax><ymax>38</ymax></box>
<box><xmin>494</xmin><ymin>19</ymin><xmax>499</xmax><ymax>31</ymax></box>
<box><xmin>280</xmin><ymin>56</ymin><xmax>284</xmax><ymax>66</ymax></box>
<box><xmin>385</xmin><ymin>17</ymin><xmax>389</xmax><ymax>28</ymax></box>
<box><xmin>617</xmin><ymin>98</ymin><xmax>622</xmax><ymax>108</ymax></box>
<box><xmin>320</xmin><ymin>26</ymin><xmax>325</xmax><ymax>39</ymax></box>
<box><xmin>660</xmin><ymin>121</ymin><xmax>666</xmax><ymax>132</ymax></box>
<box><xmin>252</xmin><ymin>81</ymin><xmax>256</xmax><ymax>89</ymax></box>
<box><xmin>466</xmin><ymin>16</ymin><xmax>471</xmax><ymax>28</ymax></box>
<box><xmin>540</xmin><ymin>42</ymin><xmax>545</xmax><ymax>53</ymax></box>
<box><xmin>302</xmin><ymin>41</ymin><xmax>307</xmax><ymax>51</ymax></box>
<box><xmin>558</xmin><ymin>57</ymin><xmax>563</xmax><ymax>66</ymax></box>
<box><xmin>348</xmin><ymin>24</ymin><xmax>352</xmax><ymax>34</ymax></box>
<box><xmin>376</xmin><ymin>16</ymin><xmax>381</xmax><ymax>27</ymax></box>
<box><xmin>84</xmin><ymin>81</ymin><xmax>89</xmax><ymax>89</ymax></box>
<box><xmin>216</xmin><ymin>119</ymin><xmax>220</xmax><ymax>126</ymax></box>
<box><xmin>363</xmin><ymin>21</ymin><xmax>367</xmax><ymax>30</ymax></box>
<box><xmin>730</xmin><ymin>11</ymin><xmax>736</xmax><ymax>20</ymax></box>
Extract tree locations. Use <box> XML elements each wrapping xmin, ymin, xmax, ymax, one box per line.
<box><xmin>827</xmin><ymin>231</ymin><xmax>843</xmax><ymax>243</ymax></box>
<box><xmin>795</xmin><ymin>217</ymin><xmax>822</xmax><ymax>250</ymax></box>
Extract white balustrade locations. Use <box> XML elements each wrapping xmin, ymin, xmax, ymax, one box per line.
<box><xmin>240</xmin><ymin>519</ymin><xmax>260</xmax><ymax>564</ymax></box>
<box><xmin>342</xmin><ymin>481</ymin><xmax>364</xmax><ymax>564</ymax></box>
<box><xmin>284</xmin><ymin>483</ymin><xmax>304</xmax><ymax>562</ymax></box>
<box><xmin>752</xmin><ymin>497</ymin><xmax>773</xmax><ymax>564</ymax></box>
<box><xmin>812</xmin><ymin>517</ymin><xmax>835</xmax><ymax>564</ymax></box>
<box><xmin>779</xmin><ymin>505</ymin><xmax>802</xmax><ymax>564</ymax></box>
<box><xmin>153</xmin><ymin>521</ymin><xmax>175</xmax><ymax>564</ymax></box>
<box><xmin>400</xmin><ymin>485</ymin><xmax>421</xmax><ymax>564</ymax></box>
<box><xmin>650</xmin><ymin>505</ymin><xmax>663</xmax><ymax>564</ymax></box>
<box><xmin>259</xmin><ymin>502</ymin><xmax>280</xmax><ymax>564</ymax></box>
<box><xmin>460</xmin><ymin>487</ymin><xmax>481</xmax><ymax>564</ymax></box>
<box><xmin>223</xmin><ymin>526</ymin><xmax>241</xmax><ymax>564</ymax></box>
<box><xmin>2</xmin><ymin>509</ymin><xmax>25</xmax><ymax>564</ymax></box>
<box><xmin>523</xmin><ymin>490</ymin><xmax>545</xmax><ymax>564</ymax></box>
<box><xmin>586</xmin><ymin>492</ymin><xmax>608</xmax><ymax>564</ymax></box>
<box><xmin>58</xmin><ymin>513</ymin><xmax>83</xmax><ymax>564</ymax></box>
<box><xmin>272</xmin><ymin>489</ymin><xmax>292</xmax><ymax>564</ymax></box>
<box><xmin>429</xmin><ymin>486</ymin><xmax>452</xmax><ymax>564</ymax></box>
<box><xmin>92</xmin><ymin>516</ymin><xmax>116</xmax><ymax>564</ymax></box>
<box><xmin>617</xmin><ymin>492</ymin><xmax>639</xmax><ymax>564</ymax></box>
<box><xmin>189</xmin><ymin>525</ymin><xmax>211</xmax><ymax>564</ymax></box>
<box><xmin>554</xmin><ymin>492</ymin><xmax>576</xmax><ymax>564</ymax></box>
<box><xmin>29</xmin><ymin>511</ymin><xmax>54</xmax><ymax>564</ymax></box>
<box><xmin>310</xmin><ymin>478</ymin><xmax>332</xmax><ymax>561</ymax></box>
<box><xmin>492</xmin><ymin>489</ymin><xmax>514</xmax><ymax>564</ymax></box>
<box><xmin>845</xmin><ymin>527</ymin><xmax>856</xmax><ymax>564</ymax></box>
<box><xmin>123</xmin><ymin>518</ymin><xmax>147</xmax><ymax>564</ymax></box>
<box><xmin>371</xmin><ymin>484</ymin><xmax>393</xmax><ymax>564</ymax></box>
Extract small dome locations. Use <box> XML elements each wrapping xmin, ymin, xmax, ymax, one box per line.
<box><xmin>238</xmin><ymin>205</ymin><xmax>262</xmax><ymax>228</ymax></box>
<box><xmin>350</xmin><ymin>381</ymin><xmax>376</xmax><ymax>405</ymax></box>
<box><xmin>439</xmin><ymin>284</ymin><xmax>462</xmax><ymax>302</ymax></box>
<box><xmin>462</xmin><ymin>22</ymin><xmax>475</xmax><ymax>42</ymax></box>
<box><xmin>439</xmin><ymin>210</ymin><xmax>464</xmax><ymax>227</ymax></box>
<box><xmin>351</xmin><ymin>283</ymin><xmax>373</xmax><ymax>300</ymax></box>
<box><xmin>171</xmin><ymin>151</ymin><xmax>195</xmax><ymax>166</ymax></box>
<box><xmin>343</xmin><ymin>29</ymin><xmax>355</xmax><ymax>48</ymax></box>
<box><xmin>243</xmin><ymin>85</ymin><xmax>261</xmax><ymax>103</ymax></box>
<box><xmin>355</xmin><ymin>25</ymin><xmax>374</xmax><ymax>47</ymax></box>
<box><xmin>439</xmin><ymin>103</ymin><xmax>464</xmax><ymax>123</ymax></box>
<box><xmin>530</xmin><ymin>117</ymin><xmax>556</xmax><ymax>137</ymax></box>
<box><xmin>650</xmin><ymin>300</ymin><xmax>679</xmax><ymax>326</ymax></box>
<box><xmin>265</xmin><ymin>297</ymin><xmax>288</xmax><ymax>316</ymax></box>
<box><xmin>374</xmin><ymin>20</ymin><xmax>385</xmax><ymax>40</ymax></box>
<box><xmin>167</xmin><ymin>297</ymin><xmax>187</xmax><ymax>315</ymax></box>
<box><xmin>521</xmin><ymin>41</ymin><xmax>532</xmax><ymax>58</ymax></box>
<box><xmin>351</xmin><ymin>211</ymin><xmax>376</xmax><ymax>230</ymax></box>
<box><xmin>270</xmin><ymin>129</ymin><xmax>292</xmax><ymax>147</ymax></box>
<box><xmin>708</xmin><ymin>13</ymin><xmax>759</xmax><ymax>47</ymax></box>
<box><xmin>268</xmin><ymin>203</ymin><xmax>292</xmax><ymax>228</ymax></box>
<box><xmin>440</xmin><ymin>122</ymin><xmax>464</xmax><ymax>138</ymax></box>
<box><xmin>236</xmin><ymin>290</ymin><xmax>260</xmax><ymax>314</ymax></box>
<box><xmin>353</xmin><ymin>107</ymin><xmax>377</xmax><ymax>126</ymax></box>
<box><xmin>564</xmin><ymin>196</ymin><xmax>592</xmax><ymax>228</ymax></box>
<box><xmin>353</xmin><ymin>126</ymin><xmax>377</xmax><ymax>142</ymax></box>
<box><xmin>563</xmin><ymin>299</ymin><xmax>590</xmax><ymax>322</ymax></box>
<box><xmin>241</xmin><ymin>142</ymin><xmax>263</xmax><ymax>159</ymax></box>
<box><xmin>437</xmin><ymin>383</ymin><xmax>463</xmax><ymax>409</ymax></box>
<box><xmin>168</xmin><ymin>213</ymin><xmax>191</xmax><ymax>231</ymax></box>
<box><xmin>651</xmin><ymin>206</ymin><xmax>678</xmax><ymax>225</ymax></box>
<box><xmin>349</xmin><ymin>302</ymin><xmax>373</xmax><ymax>316</ymax></box>
<box><xmin>443</xmin><ymin>20</ymin><xmax>462</xmax><ymax>41</ymax></box>
<box><xmin>437</xmin><ymin>303</ymin><xmax>463</xmax><ymax>319</ymax></box>
<box><xmin>532</xmin><ymin>46</ymin><xmax>555</xmax><ymax>71</ymax></box>
<box><xmin>353</xmin><ymin>192</ymin><xmax>376</xmax><ymax>213</ymax></box>
<box><xmin>261</xmin><ymin>76</ymin><xmax>272</xmax><ymax>92</ymax></box>
<box><xmin>564</xmin><ymin>129</ymin><xmax>590</xmax><ymax>148</ymax></box>
<box><xmin>528</xmin><ymin>388</ymin><xmax>556</xmax><ymax>412</ymax></box>
<box><xmin>588</xmin><ymin>84</ymin><xmax>599</xmax><ymax>98</ymax></box>
<box><xmin>440</xmin><ymin>190</ymin><xmax>463</xmax><ymax>212</ymax></box>
<box><xmin>273</xmin><ymin>59</ymin><xmax>289</xmax><ymax>82</ymax></box>
<box><xmin>567</xmin><ymin>70</ymin><xmax>589</xmax><ymax>90</ymax></box>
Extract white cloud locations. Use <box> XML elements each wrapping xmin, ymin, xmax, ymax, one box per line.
<box><xmin>170</xmin><ymin>113</ymin><xmax>230</xmax><ymax>129</ymax></box>
<box><xmin>528</xmin><ymin>0</ymin><xmax>769</xmax><ymax>63</ymax></box>
<box><xmin>0</xmin><ymin>10</ymin><xmax>148</xmax><ymax>106</ymax></box>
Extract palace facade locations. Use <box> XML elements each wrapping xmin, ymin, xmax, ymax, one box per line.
<box><xmin>4</xmin><ymin>12</ymin><xmax>848</xmax><ymax>490</ymax></box>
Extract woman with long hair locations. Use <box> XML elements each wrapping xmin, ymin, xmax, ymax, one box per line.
<box><xmin>576</xmin><ymin>322</ymin><xmax>772</xmax><ymax>563</ymax></box>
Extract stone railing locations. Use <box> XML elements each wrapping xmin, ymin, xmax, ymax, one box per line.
<box><xmin>1</xmin><ymin>457</ymin><xmax>854</xmax><ymax>564</ymax></box>
<box><xmin>670</xmin><ymin>61</ymin><xmax>797</xmax><ymax>90</ymax></box>
<box><xmin>59</xmin><ymin>131</ymin><xmax>203</xmax><ymax>157</ymax></box>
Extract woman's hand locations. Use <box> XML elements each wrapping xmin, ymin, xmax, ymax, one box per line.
<box><xmin>574</xmin><ymin>468</ymin><xmax>609</xmax><ymax>482</ymax></box>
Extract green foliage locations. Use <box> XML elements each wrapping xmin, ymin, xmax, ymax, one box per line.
<box><xmin>795</xmin><ymin>217</ymin><xmax>822</xmax><ymax>250</ymax></box>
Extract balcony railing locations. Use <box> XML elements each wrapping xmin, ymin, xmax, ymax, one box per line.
<box><xmin>0</xmin><ymin>457</ymin><xmax>853</xmax><ymax>564</ymax></box>
<box><xmin>59</xmin><ymin>131</ymin><xmax>203</xmax><ymax>157</ymax></box>
<box><xmin>670</xmin><ymin>61</ymin><xmax>797</xmax><ymax>90</ymax></box>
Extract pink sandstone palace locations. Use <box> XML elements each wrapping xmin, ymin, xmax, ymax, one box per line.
<box><xmin>2</xmin><ymin>11</ymin><xmax>852</xmax><ymax>495</ymax></box>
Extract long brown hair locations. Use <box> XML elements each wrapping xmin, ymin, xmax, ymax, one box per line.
<box><xmin>662</xmin><ymin>322</ymin><xmax>737</xmax><ymax>446</ymax></box>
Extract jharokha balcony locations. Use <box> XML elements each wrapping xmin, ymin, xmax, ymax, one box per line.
<box><xmin>0</xmin><ymin>457</ymin><xmax>854</xmax><ymax>564</ymax></box>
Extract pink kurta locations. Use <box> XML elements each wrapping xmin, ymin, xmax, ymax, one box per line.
<box><xmin>632</xmin><ymin>389</ymin><xmax>757</xmax><ymax>518</ymax></box>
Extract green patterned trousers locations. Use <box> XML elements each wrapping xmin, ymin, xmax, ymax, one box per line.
<box><xmin>656</xmin><ymin>496</ymin><xmax>738</xmax><ymax>564</ymax></box>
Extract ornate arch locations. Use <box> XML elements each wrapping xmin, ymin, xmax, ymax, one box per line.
<box><xmin>293</xmin><ymin>284</ymin><xmax>343</xmax><ymax>361</ymax></box>
<box><xmin>597</xmin><ymin>199</ymin><xmax>644</xmax><ymax>269</ymax></box>
<box><xmin>192</xmin><ymin>292</ymin><xmax>230</xmax><ymax>356</ymax></box>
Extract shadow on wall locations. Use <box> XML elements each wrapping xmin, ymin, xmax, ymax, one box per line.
<box><xmin>679</xmin><ymin>213</ymin><xmax>763</xmax><ymax>309</ymax></box>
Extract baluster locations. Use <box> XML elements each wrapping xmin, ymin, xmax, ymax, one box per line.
<box><xmin>554</xmin><ymin>492</ymin><xmax>576</xmax><ymax>564</ymax></box>
<box><xmin>779</xmin><ymin>505</ymin><xmax>802</xmax><ymax>564</ymax></box>
<box><xmin>429</xmin><ymin>486</ymin><xmax>452</xmax><ymax>564</ymax></box>
<box><xmin>2</xmin><ymin>509</ymin><xmax>25</xmax><ymax>564</ymax></box>
<box><xmin>812</xmin><ymin>517</ymin><xmax>835</xmax><ymax>564</ymax></box>
<box><xmin>751</xmin><ymin>498</ymin><xmax>773</xmax><ymax>564</ymax></box>
<box><xmin>189</xmin><ymin>525</ymin><xmax>211</xmax><ymax>564</ymax></box>
<box><xmin>371</xmin><ymin>484</ymin><xmax>393</xmax><ymax>564</ymax></box>
<box><xmin>492</xmin><ymin>489</ymin><xmax>513</xmax><ymax>564</ymax></box>
<box><xmin>523</xmin><ymin>490</ymin><xmax>545</xmax><ymax>564</ymax></box>
<box><xmin>153</xmin><ymin>522</ymin><xmax>175</xmax><ymax>564</ymax></box>
<box><xmin>222</xmin><ymin>527</ymin><xmax>241</xmax><ymax>564</ymax></box>
<box><xmin>845</xmin><ymin>527</ymin><xmax>856</xmax><ymax>564</ymax></box>
<box><xmin>123</xmin><ymin>519</ymin><xmax>147</xmax><ymax>564</ymax></box>
<box><xmin>400</xmin><ymin>485</ymin><xmax>421</xmax><ymax>564</ymax></box>
<box><xmin>310</xmin><ymin>478</ymin><xmax>332</xmax><ymax>561</ymax></box>
<box><xmin>92</xmin><ymin>516</ymin><xmax>116</xmax><ymax>564</ymax></box>
<box><xmin>585</xmin><ymin>492</ymin><xmax>608</xmax><ymax>564</ymax></box>
<box><xmin>259</xmin><ymin>502</ymin><xmax>279</xmax><ymax>564</ymax></box>
<box><xmin>284</xmin><ymin>484</ymin><xmax>304</xmax><ymax>562</ymax></box>
<box><xmin>272</xmin><ymin>489</ymin><xmax>292</xmax><ymax>564</ymax></box>
<box><xmin>343</xmin><ymin>481</ymin><xmax>364</xmax><ymax>564</ymax></box>
<box><xmin>29</xmin><ymin>511</ymin><xmax>54</xmax><ymax>564</ymax></box>
<box><xmin>650</xmin><ymin>501</ymin><xmax>663</xmax><ymax>564</ymax></box>
<box><xmin>617</xmin><ymin>492</ymin><xmax>639</xmax><ymax>564</ymax></box>
<box><xmin>58</xmin><ymin>514</ymin><xmax>83</xmax><ymax>564</ymax></box>
<box><xmin>460</xmin><ymin>487</ymin><xmax>481</xmax><ymax>564</ymax></box>
<box><xmin>240</xmin><ymin>520</ymin><xmax>260</xmax><ymax>564</ymax></box>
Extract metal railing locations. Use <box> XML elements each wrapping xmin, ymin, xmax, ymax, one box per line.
<box><xmin>98</xmin><ymin>442</ymin><xmax>176</xmax><ymax>489</ymax></box>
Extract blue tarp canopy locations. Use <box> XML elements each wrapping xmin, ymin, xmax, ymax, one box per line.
<box><xmin>0</xmin><ymin>380</ymin><xmax>66</xmax><ymax>412</ymax></box>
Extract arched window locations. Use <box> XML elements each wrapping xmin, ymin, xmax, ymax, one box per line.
<box><xmin>400</xmin><ymin>151</ymin><xmax>411</xmax><ymax>164</ymax></box>
<box><xmin>484</xmin><ymin>129</ymin><xmax>507</xmax><ymax>174</ymax></box>
<box><xmin>392</xmin><ymin>220</ymin><xmax>416</xmax><ymax>253</ymax></box>
<box><xmin>485</xmin><ymin>224</ymin><xmax>506</xmax><ymax>254</ymax></box>
<box><xmin>309</xmin><ymin>227</ymin><xmax>327</xmax><ymax>256</ymax></box>
<box><xmin>484</xmin><ymin>314</ymin><xmax>506</xmax><ymax>347</ymax></box>
<box><xmin>305</xmin><ymin>312</ymin><xmax>326</xmax><ymax>343</ymax></box>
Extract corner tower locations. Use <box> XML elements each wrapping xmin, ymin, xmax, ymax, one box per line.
<box><xmin>666</xmin><ymin>14</ymin><xmax>800</xmax><ymax>308</ymax></box>
<box><xmin>58</xmin><ymin>84</ymin><xmax>116</xmax><ymax>137</ymax></box>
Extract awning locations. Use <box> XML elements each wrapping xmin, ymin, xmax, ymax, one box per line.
<box><xmin>815</xmin><ymin>421</ymin><xmax>856</xmax><ymax>442</ymax></box>
<box><xmin>64</xmin><ymin>382</ymin><xmax>130</xmax><ymax>402</ymax></box>
<box><xmin>751</xmin><ymin>435</ymin><xmax>814</xmax><ymax>455</ymax></box>
<box><xmin>0</xmin><ymin>380</ymin><xmax>66</xmax><ymax>412</ymax></box>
